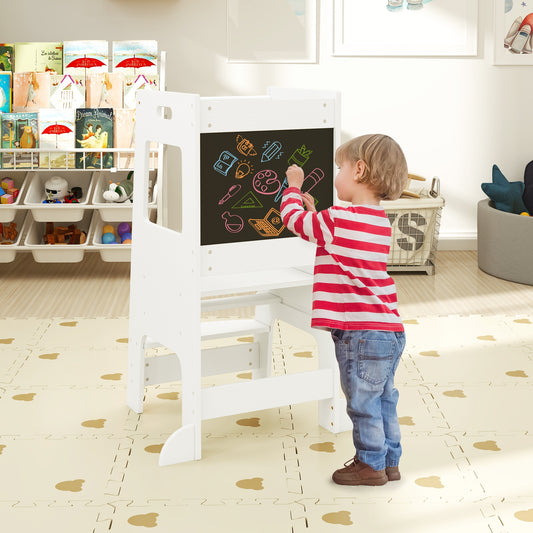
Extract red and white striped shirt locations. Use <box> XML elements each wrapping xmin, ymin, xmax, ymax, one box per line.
<box><xmin>281</xmin><ymin>187</ymin><xmax>404</xmax><ymax>332</ymax></box>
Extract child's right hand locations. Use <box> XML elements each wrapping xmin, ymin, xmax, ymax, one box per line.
<box><xmin>301</xmin><ymin>192</ymin><xmax>316</xmax><ymax>212</ymax></box>
<box><xmin>286</xmin><ymin>164</ymin><xmax>305</xmax><ymax>189</ymax></box>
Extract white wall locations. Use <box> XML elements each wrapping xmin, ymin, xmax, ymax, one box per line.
<box><xmin>4</xmin><ymin>0</ymin><xmax>532</xmax><ymax>248</ymax></box>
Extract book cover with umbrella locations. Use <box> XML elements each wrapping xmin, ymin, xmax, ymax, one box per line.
<box><xmin>14</xmin><ymin>42</ymin><xmax>63</xmax><ymax>74</ymax></box>
<box><xmin>38</xmin><ymin>108</ymin><xmax>75</xmax><ymax>169</ymax></box>
<box><xmin>112</xmin><ymin>40</ymin><xmax>158</xmax><ymax>76</ymax></box>
<box><xmin>13</xmin><ymin>72</ymin><xmax>50</xmax><ymax>112</ymax></box>
<box><xmin>50</xmin><ymin>74</ymin><xmax>85</xmax><ymax>110</ymax></box>
<box><xmin>86</xmin><ymin>72</ymin><xmax>123</xmax><ymax>108</ymax></box>
<box><xmin>75</xmin><ymin>107</ymin><xmax>114</xmax><ymax>169</ymax></box>
<box><xmin>63</xmin><ymin>40</ymin><xmax>108</xmax><ymax>79</ymax></box>
<box><xmin>1</xmin><ymin>112</ymin><xmax>39</xmax><ymax>168</ymax></box>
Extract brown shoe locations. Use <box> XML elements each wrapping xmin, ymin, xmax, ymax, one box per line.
<box><xmin>386</xmin><ymin>466</ymin><xmax>401</xmax><ymax>481</ymax></box>
<box><xmin>332</xmin><ymin>459</ymin><xmax>388</xmax><ymax>486</ymax></box>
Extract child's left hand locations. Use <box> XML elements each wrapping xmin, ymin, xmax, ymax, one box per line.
<box><xmin>301</xmin><ymin>192</ymin><xmax>316</xmax><ymax>212</ymax></box>
<box><xmin>286</xmin><ymin>164</ymin><xmax>304</xmax><ymax>189</ymax></box>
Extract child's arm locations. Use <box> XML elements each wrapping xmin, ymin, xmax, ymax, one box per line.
<box><xmin>281</xmin><ymin>165</ymin><xmax>334</xmax><ymax>246</ymax></box>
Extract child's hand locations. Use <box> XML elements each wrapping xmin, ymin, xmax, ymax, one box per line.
<box><xmin>286</xmin><ymin>164</ymin><xmax>304</xmax><ymax>189</ymax></box>
<box><xmin>301</xmin><ymin>192</ymin><xmax>316</xmax><ymax>212</ymax></box>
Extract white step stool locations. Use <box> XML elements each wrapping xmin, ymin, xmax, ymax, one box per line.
<box><xmin>127</xmin><ymin>89</ymin><xmax>350</xmax><ymax>466</ymax></box>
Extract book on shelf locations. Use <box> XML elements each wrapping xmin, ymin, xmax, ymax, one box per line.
<box><xmin>0</xmin><ymin>73</ymin><xmax>11</xmax><ymax>113</ymax></box>
<box><xmin>0</xmin><ymin>44</ymin><xmax>14</xmax><ymax>72</ymax></box>
<box><xmin>114</xmin><ymin>107</ymin><xmax>157</xmax><ymax>168</ymax></box>
<box><xmin>86</xmin><ymin>72</ymin><xmax>123</xmax><ymax>108</ymax></box>
<box><xmin>75</xmin><ymin>107</ymin><xmax>114</xmax><ymax>169</ymax></box>
<box><xmin>14</xmin><ymin>42</ymin><xmax>63</xmax><ymax>74</ymax></box>
<box><xmin>114</xmin><ymin>107</ymin><xmax>135</xmax><ymax>168</ymax></box>
<box><xmin>38</xmin><ymin>108</ymin><xmax>75</xmax><ymax>169</ymax></box>
<box><xmin>1</xmin><ymin>112</ymin><xmax>39</xmax><ymax>168</ymax></box>
<box><xmin>123</xmin><ymin>74</ymin><xmax>159</xmax><ymax>109</ymax></box>
<box><xmin>112</xmin><ymin>40</ymin><xmax>158</xmax><ymax>76</ymax></box>
<box><xmin>63</xmin><ymin>40</ymin><xmax>108</xmax><ymax>79</ymax></box>
<box><xmin>13</xmin><ymin>72</ymin><xmax>50</xmax><ymax>112</ymax></box>
<box><xmin>49</xmin><ymin>74</ymin><xmax>86</xmax><ymax>110</ymax></box>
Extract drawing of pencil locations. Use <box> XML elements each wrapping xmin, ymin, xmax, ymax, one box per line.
<box><xmin>261</xmin><ymin>140</ymin><xmax>282</xmax><ymax>162</ymax></box>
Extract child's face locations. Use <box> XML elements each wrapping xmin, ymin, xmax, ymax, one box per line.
<box><xmin>334</xmin><ymin>157</ymin><xmax>358</xmax><ymax>202</ymax></box>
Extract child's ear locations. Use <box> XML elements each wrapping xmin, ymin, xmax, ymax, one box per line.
<box><xmin>353</xmin><ymin>159</ymin><xmax>366</xmax><ymax>180</ymax></box>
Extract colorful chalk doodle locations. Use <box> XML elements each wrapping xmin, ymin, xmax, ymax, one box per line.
<box><xmin>248</xmin><ymin>208</ymin><xmax>285</xmax><ymax>237</ymax></box>
<box><xmin>235</xmin><ymin>160</ymin><xmax>253</xmax><ymax>179</ymax></box>
<box><xmin>213</xmin><ymin>150</ymin><xmax>238</xmax><ymax>176</ymax></box>
<box><xmin>302</xmin><ymin>168</ymin><xmax>324</xmax><ymax>193</ymax></box>
<box><xmin>261</xmin><ymin>140</ymin><xmax>283</xmax><ymax>162</ymax></box>
<box><xmin>221</xmin><ymin>211</ymin><xmax>244</xmax><ymax>233</ymax></box>
<box><xmin>288</xmin><ymin>145</ymin><xmax>313</xmax><ymax>167</ymax></box>
<box><xmin>218</xmin><ymin>184</ymin><xmax>242</xmax><ymax>205</ymax></box>
<box><xmin>252</xmin><ymin>169</ymin><xmax>282</xmax><ymax>195</ymax></box>
<box><xmin>236</xmin><ymin>134</ymin><xmax>257</xmax><ymax>156</ymax></box>
<box><xmin>232</xmin><ymin>191</ymin><xmax>263</xmax><ymax>209</ymax></box>
<box><xmin>200</xmin><ymin>128</ymin><xmax>334</xmax><ymax>246</ymax></box>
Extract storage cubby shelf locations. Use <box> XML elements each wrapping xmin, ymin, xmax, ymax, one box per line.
<box><xmin>0</xmin><ymin>161</ymin><xmax>159</xmax><ymax>264</ymax></box>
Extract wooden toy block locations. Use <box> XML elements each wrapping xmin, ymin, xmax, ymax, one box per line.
<box><xmin>43</xmin><ymin>221</ymin><xmax>86</xmax><ymax>245</ymax></box>
<box><xmin>1</xmin><ymin>178</ymin><xmax>14</xmax><ymax>191</ymax></box>
<box><xmin>1</xmin><ymin>194</ymin><xmax>13</xmax><ymax>204</ymax></box>
<box><xmin>70</xmin><ymin>229</ymin><xmax>81</xmax><ymax>245</ymax></box>
<box><xmin>4</xmin><ymin>222</ymin><xmax>17</xmax><ymax>241</ymax></box>
<box><xmin>55</xmin><ymin>226</ymin><xmax>69</xmax><ymax>235</ymax></box>
<box><xmin>7</xmin><ymin>187</ymin><xmax>19</xmax><ymax>200</ymax></box>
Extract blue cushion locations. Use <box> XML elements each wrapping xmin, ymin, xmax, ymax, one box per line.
<box><xmin>481</xmin><ymin>164</ymin><xmax>527</xmax><ymax>214</ymax></box>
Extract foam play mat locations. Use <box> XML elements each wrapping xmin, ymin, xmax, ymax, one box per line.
<box><xmin>1</xmin><ymin>314</ymin><xmax>533</xmax><ymax>531</ymax></box>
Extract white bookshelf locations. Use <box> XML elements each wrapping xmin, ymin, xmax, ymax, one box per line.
<box><xmin>0</xmin><ymin>50</ymin><xmax>166</xmax><ymax>264</ymax></box>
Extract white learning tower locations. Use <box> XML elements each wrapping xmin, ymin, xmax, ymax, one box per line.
<box><xmin>127</xmin><ymin>88</ymin><xmax>352</xmax><ymax>465</ymax></box>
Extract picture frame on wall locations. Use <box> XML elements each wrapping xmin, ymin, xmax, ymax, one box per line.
<box><xmin>494</xmin><ymin>0</ymin><xmax>533</xmax><ymax>65</ymax></box>
<box><xmin>227</xmin><ymin>0</ymin><xmax>317</xmax><ymax>63</ymax></box>
<box><xmin>333</xmin><ymin>0</ymin><xmax>478</xmax><ymax>57</ymax></box>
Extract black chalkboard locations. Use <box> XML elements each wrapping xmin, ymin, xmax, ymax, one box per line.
<box><xmin>200</xmin><ymin>128</ymin><xmax>334</xmax><ymax>246</ymax></box>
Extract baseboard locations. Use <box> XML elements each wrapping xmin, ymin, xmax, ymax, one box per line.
<box><xmin>437</xmin><ymin>232</ymin><xmax>477</xmax><ymax>251</ymax></box>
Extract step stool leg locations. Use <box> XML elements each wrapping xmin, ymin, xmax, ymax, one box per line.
<box><xmin>252</xmin><ymin>303</ymin><xmax>274</xmax><ymax>379</ymax></box>
<box><xmin>159</xmin><ymin>351</ymin><xmax>202</xmax><ymax>465</ymax></box>
<box><xmin>252</xmin><ymin>330</ymin><xmax>271</xmax><ymax>379</ymax></box>
<box><xmin>127</xmin><ymin>332</ymin><xmax>147</xmax><ymax>414</ymax></box>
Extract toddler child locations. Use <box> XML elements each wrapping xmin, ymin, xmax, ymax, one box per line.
<box><xmin>281</xmin><ymin>134</ymin><xmax>409</xmax><ymax>486</ymax></box>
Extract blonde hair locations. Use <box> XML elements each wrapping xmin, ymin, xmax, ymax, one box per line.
<box><xmin>335</xmin><ymin>134</ymin><xmax>408</xmax><ymax>200</ymax></box>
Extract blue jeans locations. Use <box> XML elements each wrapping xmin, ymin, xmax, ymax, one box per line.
<box><xmin>331</xmin><ymin>329</ymin><xmax>406</xmax><ymax>471</ymax></box>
